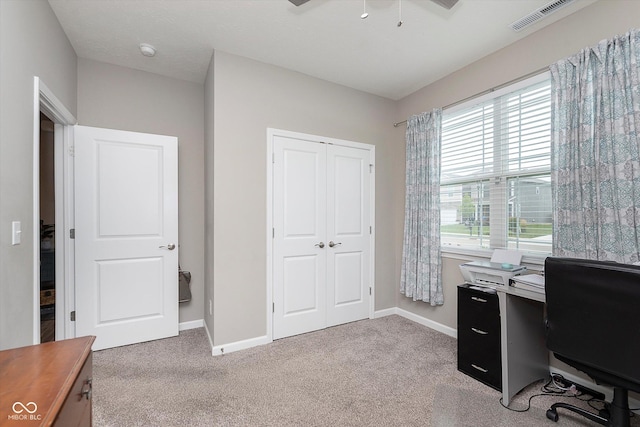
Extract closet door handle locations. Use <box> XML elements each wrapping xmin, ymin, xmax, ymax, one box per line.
<box><xmin>315</xmin><ymin>242</ymin><xmax>325</xmax><ymax>249</ymax></box>
<box><xmin>328</xmin><ymin>241</ymin><xmax>342</xmax><ymax>248</ymax></box>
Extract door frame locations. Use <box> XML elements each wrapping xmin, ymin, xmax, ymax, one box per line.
<box><xmin>266</xmin><ymin>128</ymin><xmax>376</xmax><ymax>342</ymax></box>
<box><xmin>33</xmin><ymin>77</ymin><xmax>77</xmax><ymax>344</ymax></box>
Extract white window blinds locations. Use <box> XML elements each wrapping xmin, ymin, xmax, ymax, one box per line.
<box><xmin>440</xmin><ymin>74</ymin><xmax>552</xmax><ymax>253</ymax></box>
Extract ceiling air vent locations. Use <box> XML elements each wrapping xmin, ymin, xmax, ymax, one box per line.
<box><xmin>509</xmin><ymin>0</ymin><xmax>575</xmax><ymax>32</ymax></box>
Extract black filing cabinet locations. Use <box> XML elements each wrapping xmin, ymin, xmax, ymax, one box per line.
<box><xmin>457</xmin><ymin>284</ymin><xmax>502</xmax><ymax>391</ymax></box>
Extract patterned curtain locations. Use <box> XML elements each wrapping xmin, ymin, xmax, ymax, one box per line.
<box><xmin>550</xmin><ymin>29</ymin><xmax>640</xmax><ymax>263</ymax></box>
<box><xmin>400</xmin><ymin>109</ymin><xmax>444</xmax><ymax>305</ymax></box>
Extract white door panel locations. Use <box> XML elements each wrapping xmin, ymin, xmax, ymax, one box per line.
<box><xmin>96</xmin><ymin>257</ymin><xmax>164</xmax><ymax>322</ymax></box>
<box><xmin>326</xmin><ymin>145</ymin><xmax>371</xmax><ymax>326</ymax></box>
<box><xmin>333</xmin><ymin>156</ymin><xmax>364</xmax><ymax>235</ymax></box>
<box><xmin>283</xmin><ymin>148</ymin><xmax>322</xmax><ymax>237</ymax></box>
<box><xmin>273</xmin><ymin>136</ymin><xmax>326</xmax><ymax>339</ymax></box>
<box><xmin>333</xmin><ymin>252</ymin><xmax>363</xmax><ymax>304</ymax></box>
<box><xmin>283</xmin><ymin>255</ymin><xmax>321</xmax><ymax>314</ymax></box>
<box><xmin>272</xmin><ymin>134</ymin><xmax>372</xmax><ymax>340</ymax></box>
<box><xmin>97</xmin><ymin>143</ymin><xmax>163</xmax><ymax>236</ymax></box>
<box><xmin>75</xmin><ymin>125</ymin><xmax>178</xmax><ymax>350</ymax></box>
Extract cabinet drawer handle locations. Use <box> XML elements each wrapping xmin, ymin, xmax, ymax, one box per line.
<box><xmin>471</xmin><ymin>364</ymin><xmax>489</xmax><ymax>373</ymax></box>
<box><xmin>471</xmin><ymin>327</ymin><xmax>489</xmax><ymax>335</ymax></box>
<box><xmin>81</xmin><ymin>377</ymin><xmax>93</xmax><ymax>400</ymax></box>
<box><xmin>471</xmin><ymin>296</ymin><xmax>487</xmax><ymax>303</ymax></box>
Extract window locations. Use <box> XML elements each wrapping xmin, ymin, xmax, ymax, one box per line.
<box><xmin>440</xmin><ymin>74</ymin><xmax>552</xmax><ymax>254</ymax></box>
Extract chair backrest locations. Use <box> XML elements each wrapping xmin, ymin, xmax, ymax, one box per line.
<box><xmin>544</xmin><ymin>257</ymin><xmax>640</xmax><ymax>391</ymax></box>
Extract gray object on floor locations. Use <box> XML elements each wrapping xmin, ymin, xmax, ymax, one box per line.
<box><xmin>178</xmin><ymin>269</ymin><xmax>191</xmax><ymax>303</ymax></box>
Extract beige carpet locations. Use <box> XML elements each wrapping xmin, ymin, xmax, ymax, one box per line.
<box><xmin>92</xmin><ymin>315</ymin><xmax>639</xmax><ymax>426</ymax></box>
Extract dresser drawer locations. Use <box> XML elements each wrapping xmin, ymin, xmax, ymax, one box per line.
<box><xmin>458</xmin><ymin>356</ymin><xmax>502</xmax><ymax>391</ymax></box>
<box><xmin>458</xmin><ymin>285</ymin><xmax>499</xmax><ymax>323</ymax></box>
<box><xmin>458</xmin><ymin>326</ymin><xmax>500</xmax><ymax>361</ymax></box>
<box><xmin>458</xmin><ymin>302</ymin><xmax>501</xmax><ymax>342</ymax></box>
<box><xmin>54</xmin><ymin>352</ymin><xmax>92</xmax><ymax>427</ymax></box>
<box><xmin>458</xmin><ymin>326</ymin><xmax>501</xmax><ymax>388</ymax></box>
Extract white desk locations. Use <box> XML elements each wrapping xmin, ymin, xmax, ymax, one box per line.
<box><xmin>496</xmin><ymin>285</ymin><xmax>548</xmax><ymax>405</ymax></box>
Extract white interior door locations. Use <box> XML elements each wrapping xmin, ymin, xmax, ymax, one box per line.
<box><xmin>272</xmin><ymin>133</ymin><xmax>372</xmax><ymax>340</ymax></box>
<box><xmin>272</xmin><ymin>136</ymin><xmax>327</xmax><ymax>340</ymax></box>
<box><xmin>74</xmin><ymin>125</ymin><xmax>178</xmax><ymax>350</ymax></box>
<box><xmin>326</xmin><ymin>145</ymin><xmax>371</xmax><ymax>327</ymax></box>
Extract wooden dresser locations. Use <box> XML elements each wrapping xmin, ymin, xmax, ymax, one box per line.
<box><xmin>0</xmin><ymin>336</ymin><xmax>95</xmax><ymax>427</ymax></box>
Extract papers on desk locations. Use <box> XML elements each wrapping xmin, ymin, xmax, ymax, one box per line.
<box><xmin>510</xmin><ymin>274</ymin><xmax>545</xmax><ymax>294</ymax></box>
<box><xmin>491</xmin><ymin>249</ymin><xmax>522</xmax><ymax>266</ymax></box>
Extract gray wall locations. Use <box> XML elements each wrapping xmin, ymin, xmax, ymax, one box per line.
<box><xmin>77</xmin><ymin>58</ymin><xmax>205</xmax><ymax>325</ymax></box>
<box><xmin>394</xmin><ymin>0</ymin><xmax>640</xmax><ymax>331</ymax></box>
<box><xmin>0</xmin><ymin>0</ymin><xmax>77</xmax><ymax>350</ymax></box>
<box><xmin>206</xmin><ymin>50</ymin><xmax>397</xmax><ymax>346</ymax></box>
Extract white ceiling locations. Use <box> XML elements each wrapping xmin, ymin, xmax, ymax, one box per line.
<box><xmin>47</xmin><ymin>0</ymin><xmax>597</xmax><ymax>100</ymax></box>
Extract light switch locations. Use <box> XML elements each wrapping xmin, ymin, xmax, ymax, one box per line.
<box><xmin>12</xmin><ymin>221</ymin><xmax>21</xmax><ymax>245</ymax></box>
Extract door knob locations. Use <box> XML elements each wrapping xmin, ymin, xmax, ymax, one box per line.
<box><xmin>328</xmin><ymin>241</ymin><xmax>342</xmax><ymax>248</ymax></box>
<box><xmin>160</xmin><ymin>244</ymin><xmax>176</xmax><ymax>250</ymax></box>
<box><xmin>315</xmin><ymin>242</ymin><xmax>325</xmax><ymax>249</ymax></box>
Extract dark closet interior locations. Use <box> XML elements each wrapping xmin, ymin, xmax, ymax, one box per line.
<box><xmin>40</xmin><ymin>112</ymin><xmax>55</xmax><ymax>343</ymax></box>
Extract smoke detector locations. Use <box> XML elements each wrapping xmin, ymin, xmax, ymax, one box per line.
<box><xmin>139</xmin><ymin>43</ymin><xmax>156</xmax><ymax>57</ymax></box>
<box><xmin>509</xmin><ymin>0</ymin><xmax>575</xmax><ymax>32</ymax></box>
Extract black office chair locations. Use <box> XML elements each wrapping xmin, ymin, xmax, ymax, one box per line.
<box><xmin>544</xmin><ymin>257</ymin><xmax>640</xmax><ymax>427</ymax></box>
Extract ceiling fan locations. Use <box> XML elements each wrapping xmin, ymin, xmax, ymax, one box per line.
<box><xmin>288</xmin><ymin>0</ymin><xmax>460</xmax><ymax>10</ymax></box>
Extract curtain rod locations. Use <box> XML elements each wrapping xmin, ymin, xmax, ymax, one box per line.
<box><xmin>393</xmin><ymin>66</ymin><xmax>550</xmax><ymax>128</ymax></box>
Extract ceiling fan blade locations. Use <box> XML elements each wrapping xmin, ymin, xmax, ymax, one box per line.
<box><xmin>430</xmin><ymin>0</ymin><xmax>459</xmax><ymax>10</ymax></box>
<box><xmin>289</xmin><ymin>0</ymin><xmax>311</xmax><ymax>6</ymax></box>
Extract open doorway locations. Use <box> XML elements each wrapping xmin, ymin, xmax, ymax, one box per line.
<box><xmin>40</xmin><ymin>112</ymin><xmax>56</xmax><ymax>342</ymax></box>
<box><xmin>34</xmin><ymin>77</ymin><xmax>77</xmax><ymax>345</ymax></box>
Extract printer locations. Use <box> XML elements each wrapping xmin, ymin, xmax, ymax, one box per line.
<box><xmin>459</xmin><ymin>249</ymin><xmax>526</xmax><ymax>288</ymax></box>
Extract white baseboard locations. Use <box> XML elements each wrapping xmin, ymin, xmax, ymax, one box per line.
<box><xmin>395</xmin><ymin>308</ymin><xmax>457</xmax><ymax>338</ymax></box>
<box><xmin>373</xmin><ymin>308</ymin><xmax>396</xmax><ymax>318</ymax></box>
<box><xmin>212</xmin><ymin>334</ymin><xmax>272</xmax><ymax>356</ymax></box>
<box><xmin>373</xmin><ymin>307</ymin><xmax>457</xmax><ymax>339</ymax></box>
<box><xmin>179</xmin><ymin>319</ymin><xmax>204</xmax><ymax>331</ymax></box>
<box><xmin>205</xmin><ymin>309</ymin><xmax>456</xmax><ymax>357</ymax></box>
<box><xmin>549</xmin><ymin>367</ymin><xmax>640</xmax><ymax>413</ymax></box>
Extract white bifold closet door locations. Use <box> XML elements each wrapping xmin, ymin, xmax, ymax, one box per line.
<box><xmin>272</xmin><ymin>135</ymin><xmax>372</xmax><ymax>340</ymax></box>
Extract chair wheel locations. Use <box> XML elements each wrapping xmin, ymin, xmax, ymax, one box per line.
<box><xmin>546</xmin><ymin>409</ymin><xmax>559</xmax><ymax>422</ymax></box>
